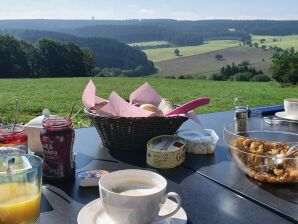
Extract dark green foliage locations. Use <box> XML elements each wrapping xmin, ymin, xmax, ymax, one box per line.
<box><xmin>251</xmin><ymin>74</ymin><xmax>271</xmax><ymax>82</ymax></box>
<box><xmin>5</xmin><ymin>19</ymin><xmax>298</xmax><ymax>45</ymax></box>
<box><xmin>239</xmin><ymin>60</ymin><xmax>250</xmax><ymax>67</ymax></box>
<box><xmin>174</xmin><ymin>49</ymin><xmax>180</xmax><ymax>56</ymax></box>
<box><xmin>210</xmin><ymin>73</ymin><xmax>226</xmax><ymax>81</ymax></box>
<box><xmin>272</xmin><ymin>49</ymin><xmax>298</xmax><ymax>85</ymax></box>
<box><xmin>0</xmin><ymin>30</ymin><xmax>156</xmax><ymax>74</ymax></box>
<box><xmin>210</xmin><ymin>63</ymin><xmax>267</xmax><ymax>82</ymax></box>
<box><xmin>233</xmin><ymin>72</ymin><xmax>253</xmax><ymax>81</ymax></box>
<box><xmin>261</xmin><ymin>45</ymin><xmax>267</xmax><ymax>50</ymax></box>
<box><xmin>0</xmin><ymin>35</ymin><xmax>95</xmax><ymax>77</ymax></box>
<box><xmin>269</xmin><ymin>46</ymin><xmax>284</xmax><ymax>55</ymax></box>
<box><xmin>164</xmin><ymin>76</ymin><xmax>176</xmax><ymax>79</ymax></box>
<box><xmin>215</xmin><ymin>54</ymin><xmax>224</xmax><ymax>60</ymax></box>
<box><xmin>0</xmin><ymin>36</ymin><xmax>31</xmax><ymax>77</ymax></box>
<box><xmin>70</xmin><ymin>25</ymin><xmax>204</xmax><ymax>46</ymax></box>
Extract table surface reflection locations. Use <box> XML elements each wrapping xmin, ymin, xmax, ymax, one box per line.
<box><xmin>40</xmin><ymin>107</ymin><xmax>297</xmax><ymax>224</ymax></box>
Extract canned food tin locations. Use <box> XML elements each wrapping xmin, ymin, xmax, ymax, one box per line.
<box><xmin>146</xmin><ymin>135</ymin><xmax>186</xmax><ymax>169</ymax></box>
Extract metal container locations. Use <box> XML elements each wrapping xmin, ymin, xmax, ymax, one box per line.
<box><xmin>146</xmin><ymin>135</ymin><xmax>186</xmax><ymax>169</ymax></box>
<box><xmin>234</xmin><ymin>98</ymin><xmax>249</xmax><ymax>133</ymax></box>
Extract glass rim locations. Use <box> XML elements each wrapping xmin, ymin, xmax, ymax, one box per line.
<box><xmin>0</xmin><ymin>124</ymin><xmax>25</xmax><ymax>135</ymax></box>
<box><xmin>223</xmin><ymin>120</ymin><xmax>298</xmax><ymax>145</ymax></box>
<box><xmin>0</xmin><ymin>154</ymin><xmax>43</xmax><ymax>176</ymax></box>
<box><xmin>42</xmin><ymin>116</ymin><xmax>72</xmax><ymax>131</ymax></box>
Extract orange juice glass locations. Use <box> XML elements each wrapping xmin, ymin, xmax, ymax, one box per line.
<box><xmin>0</xmin><ymin>154</ymin><xmax>42</xmax><ymax>224</ymax></box>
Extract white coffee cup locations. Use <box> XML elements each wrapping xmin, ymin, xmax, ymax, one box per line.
<box><xmin>284</xmin><ymin>98</ymin><xmax>298</xmax><ymax>114</ymax></box>
<box><xmin>99</xmin><ymin>169</ymin><xmax>182</xmax><ymax>224</ymax></box>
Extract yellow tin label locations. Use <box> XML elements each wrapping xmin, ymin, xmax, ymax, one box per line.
<box><xmin>146</xmin><ymin>135</ymin><xmax>186</xmax><ymax>169</ymax></box>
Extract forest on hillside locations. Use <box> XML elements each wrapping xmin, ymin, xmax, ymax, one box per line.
<box><xmin>2</xmin><ymin>19</ymin><xmax>298</xmax><ymax>78</ymax></box>
<box><xmin>2</xmin><ymin>19</ymin><xmax>298</xmax><ymax>44</ymax></box>
<box><xmin>0</xmin><ymin>30</ymin><xmax>156</xmax><ymax>77</ymax></box>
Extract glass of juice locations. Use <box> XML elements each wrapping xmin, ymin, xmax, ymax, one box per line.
<box><xmin>0</xmin><ymin>154</ymin><xmax>42</xmax><ymax>224</ymax></box>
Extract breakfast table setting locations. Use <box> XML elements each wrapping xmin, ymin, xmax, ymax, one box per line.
<box><xmin>0</xmin><ymin>81</ymin><xmax>297</xmax><ymax>224</ymax></box>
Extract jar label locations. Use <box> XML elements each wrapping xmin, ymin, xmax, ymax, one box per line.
<box><xmin>41</xmin><ymin>131</ymin><xmax>75</xmax><ymax>179</ymax></box>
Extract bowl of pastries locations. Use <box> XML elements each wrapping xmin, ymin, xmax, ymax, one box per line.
<box><xmin>224</xmin><ymin>118</ymin><xmax>298</xmax><ymax>183</ymax></box>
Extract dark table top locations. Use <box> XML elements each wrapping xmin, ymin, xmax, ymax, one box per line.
<box><xmin>40</xmin><ymin>108</ymin><xmax>297</xmax><ymax>224</ymax></box>
<box><xmin>182</xmin><ymin>111</ymin><xmax>298</xmax><ymax>223</ymax></box>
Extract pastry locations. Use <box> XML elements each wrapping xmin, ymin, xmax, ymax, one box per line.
<box><xmin>140</xmin><ymin>104</ymin><xmax>164</xmax><ymax>116</ymax></box>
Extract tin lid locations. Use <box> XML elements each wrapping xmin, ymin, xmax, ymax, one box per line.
<box><xmin>235</xmin><ymin>107</ymin><xmax>249</xmax><ymax>119</ymax></box>
<box><xmin>234</xmin><ymin>98</ymin><xmax>249</xmax><ymax>119</ymax></box>
<box><xmin>147</xmin><ymin>135</ymin><xmax>185</xmax><ymax>152</ymax></box>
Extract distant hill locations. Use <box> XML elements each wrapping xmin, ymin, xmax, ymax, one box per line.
<box><xmin>0</xmin><ymin>29</ymin><xmax>155</xmax><ymax>74</ymax></box>
<box><xmin>3</xmin><ymin>19</ymin><xmax>298</xmax><ymax>44</ymax></box>
<box><xmin>156</xmin><ymin>46</ymin><xmax>272</xmax><ymax>77</ymax></box>
<box><xmin>68</xmin><ymin>25</ymin><xmax>204</xmax><ymax>46</ymax></box>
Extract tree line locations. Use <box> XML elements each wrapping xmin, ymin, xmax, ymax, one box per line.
<box><xmin>4</xmin><ymin>19</ymin><xmax>298</xmax><ymax>46</ymax></box>
<box><xmin>210</xmin><ymin>62</ymin><xmax>270</xmax><ymax>82</ymax></box>
<box><xmin>0</xmin><ymin>35</ymin><xmax>95</xmax><ymax>77</ymax></box>
<box><xmin>0</xmin><ymin>29</ymin><xmax>156</xmax><ymax>75</ymax></box>
<box><xmin>70</xmin><ymin>25</ymin><xmax>204</xmax><ymax>46</ymax></box>
<box><xmin>272</xmin><ymin>48</ymin><xmax>298</xmax><ymax>85</ymax></box>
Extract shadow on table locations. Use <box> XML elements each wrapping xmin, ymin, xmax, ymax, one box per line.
<box><xmin>254</xmin><ymin>180</ymin><xmax>298</xmax><ymax>205</ymax></box>
<box><xmin>183</xmin><ymin>144</ymin><xmax>231</xmax><ymax>170</ymax></box>
<box><xmin>109</xmin><ymin>148</ymin><xmax>148</xmax><ymax>168</ymax></box>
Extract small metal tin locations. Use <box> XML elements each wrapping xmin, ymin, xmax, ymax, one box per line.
<box><xmin>146</xmin><ymin>135</ymin><xmax>186</xmax><ymax>169</ymax></box>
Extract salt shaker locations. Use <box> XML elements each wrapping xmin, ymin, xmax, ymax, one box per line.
<box><xmin>234</xmin><ymin>98</ymin><xmax>248</xmax><ymax>133</ymax></box>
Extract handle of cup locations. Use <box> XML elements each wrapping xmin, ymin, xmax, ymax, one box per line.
<box><xmin>155</xmin><ymin>192</ymin><xmax>182</xmax><ymax>221</ymax></box>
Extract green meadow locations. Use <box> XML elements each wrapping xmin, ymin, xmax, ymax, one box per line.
<box><xmin>0</xmin><ymin>77</ymin><xmax>297</xmax><ymax>127</ymax></box>
<box><xmin>129</xmin><ymin>41</ymin><xmax>170</xmax><ymax>47</ymax></box>
<box><xmin>143</xmin><ymin>40</ymin><xmax>240</xmax><ymax>62</ymax></box>
<box><xmin>252</xmin><ymin>35</ymin><xmax>298</xmax><ymax>50</ymax></box>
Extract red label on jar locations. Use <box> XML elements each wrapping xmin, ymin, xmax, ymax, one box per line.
<box><xmin>41</xmin><ymin>120</ymin><xmax>75</xmax><ymax>180</ymax></box>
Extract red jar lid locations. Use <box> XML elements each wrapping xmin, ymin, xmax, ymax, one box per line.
<box><xmin>42</xmin><ymin>116</ymin><xmax>72</xmax><ymax>131</ymax></box>
<box><xmin>0</xmin><ymin>125</ymin><xmax>26</xmax><ymax>144</ymax></box>
<box><xmin>0</xmin><ymin>125</ymin><xmax>25</xmax><ymax>137</ymax></box>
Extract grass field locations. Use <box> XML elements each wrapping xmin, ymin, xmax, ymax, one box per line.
<box><xmin>157</xmin><ymin>46</ymin><xmax>272</xmax><ymax>77</ymax></box>
<box><xmin>0</xmin><ymin>77</ymin><xmax>297</xmax><ymax>127</ymax></box>
<box><xmin>143</xmin><ymin>40</ymin><xmax>240</xmax><ymax>62</ymax></box>
<box><xmin>252</xmin><ymin>35</ymin><xmax>298</xmax><ymax>50</ymax></box>
<box><xmin>129</xmin><ymin>41</ymin><xmax>170</xmax><ymax>47</ymax></box>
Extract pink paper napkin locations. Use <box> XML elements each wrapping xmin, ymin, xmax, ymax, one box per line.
<box><xmin>106</xmin><ymin>91</ymin><xmax>155</xmax><ymax>117</ymax></box>
<box><xmin>129</xmin><ymin>82</ymin><xmax>162</xmax><ymax>106</ymax></box>
<box><xmin>82</xmin><ymin>80</ymin><xmax>207</xmax><ymax>122</ymax></box>
<box><xmin>82</xmin><ymin>80</ymin><xmax>96</xmax><ymax>108</ymax></box>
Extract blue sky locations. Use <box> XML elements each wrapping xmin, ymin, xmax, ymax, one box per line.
<box><xmin>1</xmin><ymin>0</ymin><xmax>298</xmax><ymax>20</ymax></box>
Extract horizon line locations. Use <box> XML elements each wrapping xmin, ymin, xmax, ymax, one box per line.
<box><xmin>1</xmin><ymin>18</ymin><xmax>298</xmax><ymax>22</ymax></box>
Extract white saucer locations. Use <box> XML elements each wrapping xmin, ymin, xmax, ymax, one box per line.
<box><xmin>77</xmin><ymin>198</ymin><xmax>187</xmax><ymax>224</ymax></box>
<box><xmin>275</xmin><ymin>111</ymin><xmax>298</xmax><ymax>121</ymax></box>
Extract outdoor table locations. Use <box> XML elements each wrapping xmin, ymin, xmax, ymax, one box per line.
<box><xmin>40</xmin><ymin>106</ymin><xmax>297</xmax><ymax>224</ymax></box>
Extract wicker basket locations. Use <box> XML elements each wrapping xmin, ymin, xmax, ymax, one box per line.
<box><xmin>85</xmin><ymin>109</ymin><xmax>188</xmax><ymax>151</ymax></box>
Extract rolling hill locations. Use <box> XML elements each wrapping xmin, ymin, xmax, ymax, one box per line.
<box><xmin>156</xmin><ymin>46</ymin><xmax>272</xmax><ymax>77</ymax></box>
<box><xmin>0</xmin><ymin>29</ymin><xmax>155</xmax><ymax>74</ymax></box>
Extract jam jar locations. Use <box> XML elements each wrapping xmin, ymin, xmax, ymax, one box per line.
<box><xmin>0</xmin><ymin>125</ymin><xmax>28</xmax><ymax>154</ymax></box>
<box><xmin>40</xmin><ymin>116</ymin><xmax>75</xmax><ymax>181</ymax></box>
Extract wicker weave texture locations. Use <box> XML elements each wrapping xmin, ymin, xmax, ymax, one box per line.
<box><xmin>85</xmin><ymin>110</ymin><xmax>188</xmax><ymax>150</ymax></box>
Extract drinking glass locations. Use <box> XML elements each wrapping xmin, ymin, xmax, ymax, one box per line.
<box><xmin>0</xmin><ymin>154</ymin><xmax>43</xmax><ymax>224</ymax></box>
